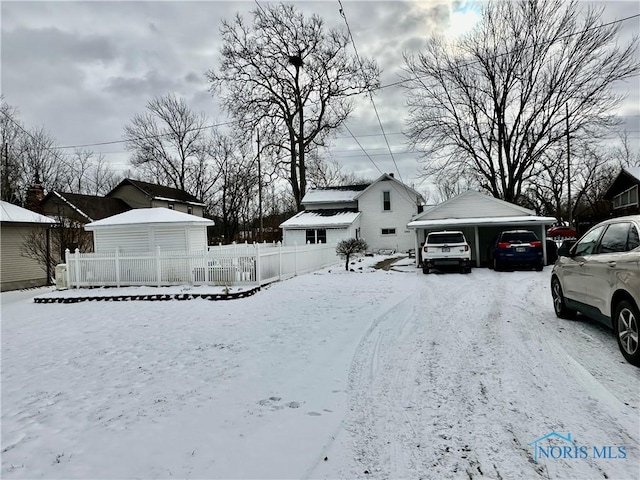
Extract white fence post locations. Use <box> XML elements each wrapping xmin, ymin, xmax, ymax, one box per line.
<box><xmin>255</xmin><ymin>243</ymin><xmax>262</xmax><ymax>287</ymax></box>
<box><xmin>115</xmin><ymin>247</ymin><xmax>121</xmax><ymax>288</ymax></box>
<box><xmin>156</xmin><ymin>246</ymin><xmax>162</xmax><ymax>287</ymax></box>
<box><xmin>65</xmin><ymin>248</ymin><xmax>71</xmax><ymax>288</ymax></box>
<box><xmin>294</xmin><ymin>243</ymin><xmax>298</xmax><ymax>276</ymax></box>
<box><xmin>278</xmin><ymin>241</ymin><xmax>282</xmax><ymax>281</ymax></box>
<box><xmin>74</xmin><ymin>248</ymin><xmax>80</xmax><ymax>288</ymax></box>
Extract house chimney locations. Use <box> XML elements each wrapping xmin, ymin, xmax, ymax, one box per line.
<box><xmin>389</xmin><ymin>172</ymin><xmax>394</xmax><ymax>178</ymax></box>
<box><xmin>26</xmin><ymin>174</ymin><xmax>45</xmax><ymax>213</ymax></box>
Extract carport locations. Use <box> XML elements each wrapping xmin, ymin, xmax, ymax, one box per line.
<box><xmin>407</xmin><ymin>191</ymin><xmax>556</xmax><ymax>267</ymax></box>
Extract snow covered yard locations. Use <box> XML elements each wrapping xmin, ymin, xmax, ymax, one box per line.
<box><xmin>1</xmin><ymin>256</ymin><xmax>638</xmax><ymax>479</ymax></box>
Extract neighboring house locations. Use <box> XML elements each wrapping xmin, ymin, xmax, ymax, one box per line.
<box><xmin>107</xmin><ymin>179</ymin><xmax>206</xmax><ymax>216</ymax></box>
<box><xmin>1</xmin><ymin>200</ymin><xmax>56</xmax><ymax>291</ymax></box>
<box><xmin>40</xmin><ymin>191</ymin><xmax>132</xmax><ymax>257</ymax></box>
<box><xmin>39</xmin><ymin>180</ymin><xmax>207</xmax><ymax>254</ymax></box>
<box><xmin>280</xmin><ymin>173</ymin><xmax>425</xmax><ymax>251</ymax></box>
<box><xmin>603</xmin><ymin>166</ymin><xmax>640</xmax><ymax>216</ymax></box>
<box><xmin>40</xmin><ymin>191</ymin><xmax>132</xmax><ymax>224</ymax></box>
<box><xmin>407</xmin><ymin>190</ymin><xmax>556</xmax><ymax>267</ymax></box>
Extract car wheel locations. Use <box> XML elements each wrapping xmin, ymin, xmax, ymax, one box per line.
<box><xmin>535</xmin><ymin>262</ymin><xmax>543</xmax><ymax>272</ymax></box>
<box><xmin>422</xmin><ymin>266</ymin><xmax>430</xmax><ymax>274</ymax></box>
<box><xmin>551</xmin><ymin>277</ymin><xmax>575</xmax><ymax>319</ymax></box>
<box><xmin>614</xmin><ymin>300</ymin><xmax>640</xmax><ymax>366</ymax></box>
<box><xmin>493</xmin><ymin>258</ymin><xmax>501</xmax><ymax>272</ymax></box>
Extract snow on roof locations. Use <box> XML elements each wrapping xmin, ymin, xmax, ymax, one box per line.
<box><xmin>280</xmin><ymin>210</ymin><xmax>361</xmax><ymax>228</ymax></box>
<box><xmin>0</xmin><ymin>201</ymin><xmax>56</xmax><ymax>224</ymax></box>
<box><xmin>85</xmin><ymin>207</ymin><xmax>214</xmax><ymax>229</ymax></box>
<box><xmin>302</xmin><ymin>189</ymin><xmax>363</xmax><ymax>204</ymax></box>
<box><xmin>408</xmin><ymin>215</ymin><xmax>556</xmax><ymax>229</ymax></box>
<box><xmin>623</xmin><ymin>166</ymin><xmax>640</xmax><ymax>182</ymax></box>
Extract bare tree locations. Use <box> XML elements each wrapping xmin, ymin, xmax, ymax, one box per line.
<box><xmin>1</xmin><ymin>98</ymin><xmax>73</xmax><ymax>204</ymax></box>
<box><xmin>306</xmin><ymin>151</ymin><xmax>366</xmax><ymax>188</ymax></box>
<box><xmin>336</xmin><ymin>238</ymin><xmax>368</xmax><ymax>271</ymax></box>
<box><xmin>124</xmin><ymin>94</ymin><xmax>217</xmax><ymax>200</ymax></box>
<box><xmin>60</xmin><ymin>149</ymin><xmax>120</xmax><ymax>196</ymax></box>
<box><xmin>1</xmin><ymin>98</ymin><xmax>23</xmax><ymax>204</ymax></box>
<box><xmin>208</xmin><ymin>134</ymin><xmax>258</xmax><ymax>242</ymax></box>
<box><xmin>207</xmin><ymin>3</ymin><xmax>379</xmax><ymax>211</ymax></box>
<box><xmin>403</xmin><ymin>0</ymin><xmax>639</xmax><ymax>204</ymax></box>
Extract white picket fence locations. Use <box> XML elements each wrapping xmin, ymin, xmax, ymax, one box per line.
<box><xmin>64</xmin><ymin>242</ymin><xmax>340</xmax><ymax>288</ymax></box>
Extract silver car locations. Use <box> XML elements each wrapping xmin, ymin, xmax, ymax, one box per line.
<box><xmin>551</xmin><ymin>215</ymin><xmax>640</xmax><ymax>366</ymax></box>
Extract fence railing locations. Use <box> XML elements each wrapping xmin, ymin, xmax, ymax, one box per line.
<box><xmin>64</xmin><ymin>242</ymin><xmax>339</xmax><ymax>289</ymax></box>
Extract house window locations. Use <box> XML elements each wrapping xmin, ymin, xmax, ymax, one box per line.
<box><xmin>168</xmin><ymin>203</ymin><xmax>175</xmax><ymax>210</ymax></box>
<box><xmin>305</xmin><ymin>229</ymin><xmax>327</xmax><ymax>244</ymax></box>
<box><xmin>613</xmin><ymin>185</ymin><xmax>638</xmax><ymax>209</ymax></box>
<box><xmin>187</xmin><ymin>206</ymin><xmax>193</xmax><ymax>215</ymax></box>
<box><xmin>383</xmin><ymin>191</ymin><xmax>391</xmax><ymax>211</ymax></box>
<box><xmin>381</xmin><ymin>228</ymin><xmax>396</xmax><ymax>235</ymax></box>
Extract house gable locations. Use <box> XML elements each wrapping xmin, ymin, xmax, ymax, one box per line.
<box><xmin>414</xmin><ymin>190</ymin><xmax>535</xmax><ymax>221</ymax></box>
<box><xmin>604</xmin><ymin>167</ymin><xmax>640</xmax><ymax>215</ymax></box>
<box><xmin>106</xmin><ymin>178</ymin><xmax>205</xmax><ymax>215</ymax></box>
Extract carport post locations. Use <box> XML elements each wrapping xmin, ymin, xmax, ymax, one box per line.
<box><xmin>474</xmin><ymin>226</ymin><xmax>481</xmax><ymax>267</ymax></box>
<box><xmin>414</xmin><ymin>231</ymin><xmax>420</xmax><ymax>266</ymax></box>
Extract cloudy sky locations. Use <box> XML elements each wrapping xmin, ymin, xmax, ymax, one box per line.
<box><xmin>1</xmin><ymin>0</ymin><xmax>639</xmax><ymax>195</ymax></box>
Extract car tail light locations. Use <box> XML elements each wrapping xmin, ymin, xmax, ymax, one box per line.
<box><xmin>423</xmin><ymin>246</ymin><xmax>428</xmax><ymax>253</ymax></box>
<box><xmin>497</xmin><ymin>242</ymin><xmax>511</xmax><ymax>248</ymax></box>
<box><xmin>464</xmin><ymin>245</ymin><xmax>469</xmax><ymax>251</ymax></box>
<box><xmin>530</xmin><ymin>241</ymin><xmax>542</xmax><ymax>248</ymax></box>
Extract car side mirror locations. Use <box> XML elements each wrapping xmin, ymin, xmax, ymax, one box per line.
<box><xmin>557</xmin><ymin>240</ymin><xmax>577</xmax><ymax>257</ymax></box>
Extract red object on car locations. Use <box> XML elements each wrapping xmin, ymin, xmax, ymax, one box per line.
<box><xmin>547</xmin><ymin>226</ymin><xmax>577</xmax><ymax>238</ymax></box>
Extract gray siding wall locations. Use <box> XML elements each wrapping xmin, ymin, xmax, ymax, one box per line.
<box><xmin>1</xmin><ymin>224</ymin><xmax>49</xmax><ymax>291</ymax></box>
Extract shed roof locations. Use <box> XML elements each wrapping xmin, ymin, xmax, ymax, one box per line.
<box><xmin>280</xmin><ymin>209</ymin><xmax>361</xmax><ymax>228</ymax></box>
<box><xmin>85</xmin><ymin>207</ymin><xmax>214</xmax><ymax>230</ymax></box>
<box><xmin>0</xmin><ymin>201</ymin><xmax>56</xmax><ymax>224</ymax></box>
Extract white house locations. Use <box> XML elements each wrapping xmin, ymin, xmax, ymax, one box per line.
<box><xmin>84</xmin><ymin>207</ymin><xmax>214</xmax><ymax>253</ymax></box>
<box><xmin>407</xmin><ymin>190</ymin><xmax>556</xmax><ymax>266</ymax></box>
<box><xmin>280</xmin><ymin>173</ymin><xmax>425</xmax><ymax>251</ymax></box>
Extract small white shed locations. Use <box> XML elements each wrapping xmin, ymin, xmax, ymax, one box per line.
<box><xmin>85</xmin><ymin>207</ymin><xmax>214</xmax><ymax>253</ymax></box>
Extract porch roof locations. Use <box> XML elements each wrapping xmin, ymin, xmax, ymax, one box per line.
<box><xmin>408</xmin><ymin>215</ymin><xmax>556</xmax><ymax>229</ymax></box>
<box><xmin>280</xmin><ymin>210</ymin><xmax>361</xmax><ymax>229</ymax></box>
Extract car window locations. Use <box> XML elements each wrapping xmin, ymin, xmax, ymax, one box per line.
<box><xmin>500</xmin><ymin>232</ymin><xmax>538</xmax><ymax>243</ymax></box>
<box><xmin>573</xmin><ymin>225</ymin><xmax>605</xmax><ymax>256</ymax></box>
<box><xmin>599</xmin><ymin>223</ymin><xmax>631</xmax><ymax>253</ymax></box>
<box><xmin>427</xmin><ymin>233</ymin><xmax>464</xmax><ymax>244</ymax></box>
<box><xmin>628</xmin><ymin>224</ymin><xmax>639</xmax><ymax>250</ymax></box>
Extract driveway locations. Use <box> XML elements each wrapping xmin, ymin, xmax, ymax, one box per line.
<box><xmin>1</xmin><ymin>260</ymin><xmax>638</xmax><ymax>479</ymax></box>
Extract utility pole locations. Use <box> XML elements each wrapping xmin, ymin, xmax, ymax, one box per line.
<box><xmin>566</xmin><ymin>103</ymin><xmax>572</xmax><ymax>226</ymax></box>
<box><xmin>257</xmin><ymin>129</ymin><xmax>263</xmax><ymax>242</ymax></box>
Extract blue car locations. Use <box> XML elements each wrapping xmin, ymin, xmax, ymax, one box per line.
<box><xmin>488</xmin><ymin>230</ymin><xmax>544</xmax><ymax>271</ymax></box>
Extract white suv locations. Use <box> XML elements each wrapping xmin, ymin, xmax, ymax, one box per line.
<box><xmin>551</xmin><ymin>215</ymin><xmax>640</xmax><ymax>366</ymax></box>
<box><xmin>422</xmin><ymin>231</ymin><xmax>472</xmax><ymax>274</ymax></box>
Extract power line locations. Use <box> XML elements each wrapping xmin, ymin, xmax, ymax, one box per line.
<box><xmin>338</xmin><ymin>0</ymin><xmax>406</xmax><ymax>186</ymax></box>
<box><xmin>4</xmin><ymin>8</ymin><xmax>638</xmax><ymax>161</ymax></box>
